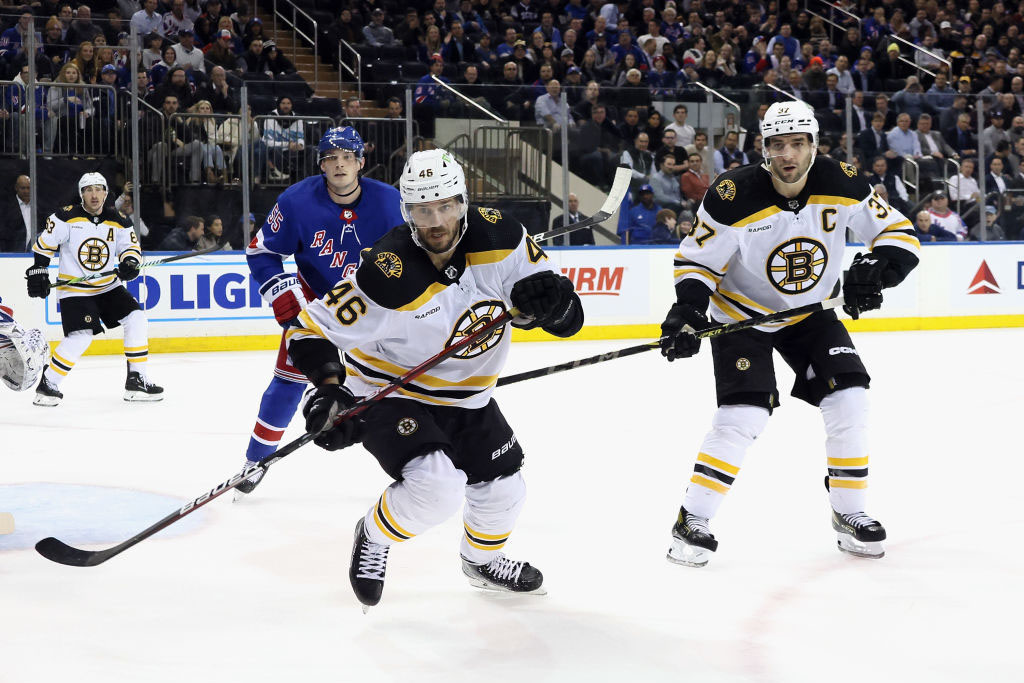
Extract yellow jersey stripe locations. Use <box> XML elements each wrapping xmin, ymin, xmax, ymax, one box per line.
<box><xmin>690</xmin><ymin>473</ymin><xmax>730</xmax><ymax>494</ymax></box>
<box><xmin>464</xmin><ymin>523</ymin><xmax>510</xmax><ymax>541</ymax></box>
<box><xmin>379</xmin><ymin>491</ymin><xmax>414</xmax><ymax>538</ymax></box>
<box><xmin>674</xmin><ymin>268</ymin><xmax>723</xmax><ymax>282</ymax></box>
<box><xmin>717</xmin><ymin>288</ymin><xmax>773</xmax><ymax>314</ymax></box>
<box><xmin>395</xmin><ymin>282</ymin><xmax>449</xmax><ymax>312</ymax></box>
<box><xmin>372</xmin><ymin>510</ymin><xmax>405</xmax><ymax>542</ymax></box>
<box><xmin>827</xmin><ymin>479</ymin><xmax>868</xmax><ymax>489</ymax></box>
<box><xmin>807</xmin><ymin>195</ymin><xmax>860</xmax><ymax>207</ymax></box>
<box><xmin>465</xmin><ymin>537</ymin><xmax>507</xmax><ymax>551</ymax></box>
<box><xmin>347</xmin><ymin>348</ymin><xmax>498</xmax><ymax>389</ymax></box>
<box><xmin>465</xmin><ymin>248</ymin><xmax>514</xmax><ymax>266</ymax></box>
<box><xmin>827</xmin><ymin>456</ymin><xmax>869</xmax><ymax>467</ymax></box>
<box><xmin>710</xmin><ymin>294</ymin><xmax>747</xmax><ymax>322</ymax></box>
<box><xmin>696</xmin><ymin>452</ymin><xmax>740</xmax><ymax>476</ymax></box>
<box><xmin>290</xmin><ymin>309</ymin><xmax>328</xmax><ymax>341</ymax></box>
<box><xmin>871</xmin><ymin>232</ymin><xmax>920</xmax><ymax>249</ymax></box>
<box><xmin>346</xmin><ymin>367</ymin><xmax>457</xmax><ymax>405</ymax></box>
<box><xmin>733</xmin><ymin>206</ymin><xmax>781</xmax><ymax>228</ymax></box>
<box><xmin>881</xmin><ymin>219</ymin><xmax>913</xmax><ymax>232</ymax></box>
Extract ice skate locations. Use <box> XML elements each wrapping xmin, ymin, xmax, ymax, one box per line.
<box><xmin>831</xmin><ymin>510</ymin><xmax>886</xmax><ymax>558</ymax></box>
<box><xmin>824</xmin><ymin>476</ymin><xmax>885</xmax><ymax>558</ymax></box>
<box><xmin>667</xmin><ymin>505</ymin><xmax>718</xmax><ymax>567</ymax></box>
<box><xmin>232</xmin><ymin>460</ymin><xmax>266</xmax><ymax>501</ymax></box>
<box><xmin>124</xmin><ymin>362</ymin><xmax>164</xmax><ymax>402</ymax></box>
<box><xmin>461</xmin><ymin>553</ymin><xmax>546</xmax><ymax>595</ymax></box>
<box><xmin>33</xmin><ymin>373</ymin><xmax>63</xmax><ymax>407</ymax></box>
<box><xmin>350</xmin><ymin>518</ymin><xmax>390</xmax><ymax>612</ymax></box>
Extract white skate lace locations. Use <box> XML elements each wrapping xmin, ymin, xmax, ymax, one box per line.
<box><xmin>686</xmin><ymin>513</ymin><xmax>712</xmax><ymax>536</ymax></box>
<box><xmin>356</xmin><ymin>540</ymin><xmax>389</xmax><ymax>580</ymax></box>
<box><xmin>483</xmin><ymin>554</ymin><xmax>524</xmax><ymax>584</ymax></box>
<box><xmin>840</xmin><ymin>512</ymin><xmax>879</xmax><ymax>529</ymax></box>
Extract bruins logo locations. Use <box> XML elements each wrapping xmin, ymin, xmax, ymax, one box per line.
<box><xmin>715</xmin><ymin>179</ymin><xmax>737</xmax><ymax>201</ymax></box>
<box><xmin>396</xmin><ymin>417</ymin><xmax>418</xmax><ymax>436</ymax></box>
<box><xmin>445</xmin><ymin>300</ymin><xmax>507</xmax><ymax>359</ymax></box>
<box><xmin>766</xmin><ymin>238</ymin><xmax>827</xmax><ymax>294</ymax></box>
<box><xmin>78</xmin><ymin>238</ymin><xmax>110</xmax><ymax>271</ymax></box>
<box><xmin>840</xmin><ymin>161</ymin><xmax>857</xmax><ymax>177</ymax></box>
<box><xmin>374</xmin><ymin>251</ymin><xmax>403</xmax><ymax>279</ymax></box>
<box><xmin>735</xmin><ymin>358</ymin><xmax>751</xmax><ymax>371</ymax></box>
<box><xmin>63</xmin><ymin>205</ymin><xmax>73</xmax><ymax>211</ymax></box>
<box><xmin>478</xmin><ymin>207</ymin><xmax>502</xmax><ymax>223</ymax></box>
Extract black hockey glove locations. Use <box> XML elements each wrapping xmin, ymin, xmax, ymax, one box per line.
<box><xmin>302</xmin><ymin>383</ymin><xmax>363</xmax><ymax>451</ymax></box>
<box><xmin>660</xmin><ymin>303</ymin><xmax>712</xmax><ymax>361</ymax></box>
<box><xmin>25</xmin><ymin>266</ymin><xmax>50</xmax><ymax>299</ymax></box>
<box><xmin>116</xmin><ymin>256</ymin><xmax>141</xmax><ymax>282</ymax></box>
<box><xmin>510</xmin><ymin>271</ymin><xmax>575</xmax><ymax>326</ymax></box>
<box><xmin>842</xmin><ymin>252</ymin><xmax>887</xmax><ymax>320</ymax></box>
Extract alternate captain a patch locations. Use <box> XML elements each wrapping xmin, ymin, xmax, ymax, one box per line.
<box><xmin>840</xmin><ymin>161</ymin><xmax>857</xmax><ymax>177</ymax></box>
<box><xmin>374</xmin><ymin>251</ymin><xmax>403</xmax><ymax>278</ymax></box>
<box><xmin>715</xmin><ymin>179</ymin><xmax>737</xmax><ymax>201</ymax></box>
<box><xmin>478</xmin><ymin>207</ymin><xmax>502</xmax><ymax>223</ymax></box>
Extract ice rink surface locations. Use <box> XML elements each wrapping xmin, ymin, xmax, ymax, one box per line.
<box><xmin>1</xmin><ymin>329</ymin><xmax>1022</xmax><ymax>683</ymax></box>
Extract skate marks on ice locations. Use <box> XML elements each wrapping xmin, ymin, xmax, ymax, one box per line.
<box><xmin>0</xmin><ymin>483</ymin><xmax>207</xmax><ymax>551</ymax></box>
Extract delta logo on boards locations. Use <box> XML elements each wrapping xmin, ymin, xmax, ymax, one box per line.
<box><xmin>968</xmin><ymin>260</ymin><xmax>1000</xmax><ymax>294</ymax></box>
<box><xmin>560</xmin><ymin>266</ymin><xmax>625</xmax><ymax>296</ymax></box>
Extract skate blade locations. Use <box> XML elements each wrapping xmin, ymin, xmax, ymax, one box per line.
<box><xmin>0</xmin><ymin>512</ymin><xmax>14</xmax><ymax>535</ymax></box>
<box><xmin>232</xmin><ymin>490</ymin><xmax>248</xmax><ymax>503</ymax></box>
<box><xmin>666</xmin><ymin>538</ymin><xmax>712</xmax><ymax>567</ymax></box>
<box><xmin>464</xmin><ymin>576</ymin><xmax>548</xmax><ymax>596</ymax></box>
<box><xmin>33</xmin><ymin>396</ymin><xmax>61</xmax><ymax>407</ymax></box>
<box><xmin>361</xmin><ymin>604</ymin><xmax>371</xmax><ymax>614</ymax></box>
<box><xmin>123</xmin><ymin>391</ymin><xmax>164</xmax><ymax>402</ymax></box>
<box><xmin>836</xmin><ymin>536</ymin><xmax>885</xmax><ymax>559</ymax></box>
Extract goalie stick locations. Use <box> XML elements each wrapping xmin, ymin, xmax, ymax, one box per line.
<box><xmin>496</xmin><ymin>298</ymin><xmax>846</xmax><ymax>387</ymax></box>
<box><xmin>36</xmin><ymin>308</ymin><xmax>517</xmax><ymax>567</ymax></box>
<box><xmin>51</xmin><ymin>244</ymin><xmax>225</xmax><ymax>287</ymax></box>
<box><xmin>532</xmin><ymin>165</ymin><xmax>632</xmax><ymax>244</ymax></box>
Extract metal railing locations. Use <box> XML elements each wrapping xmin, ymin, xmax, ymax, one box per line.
<box><xmin>251</xmin><ymin>113</ymin><xmax>335</xmax><ymax>185</ymax></box>
<box><xmin>694</xmin><ymin>81</ymin><xmax>747</xmax><ymax>143</ymax></box>
<box><xmin>448</xmin><ymin>125</ymin><xmax>552</xmax><ymax>202</ymax></box>
<box><xmin>804</xmin><ymin>0</ymin><xmax>861</xmax><ymax>44</ymax></box>
<box><xmin>888</xmin><ymin>36</ymin><xmax>952</xmax><ymax>79</ymax></box>
<box><xmin>267</xmin><ymin>0</ymin><xmax>318</xmax><ymax>88</ymax></box>
<box><xmin>338</xmin><ymin>39</ymin><xmax>362</xmax><ymax>101</ymax></box>
<box><xmin>431</xmin><ymin>75</ymin><xmax>507</xmax><ymax>124</ymax></box>
<box><xmin>339</xmin><ymin>115</ymin><xmax>417</xmax><ymax>184</ymax></box>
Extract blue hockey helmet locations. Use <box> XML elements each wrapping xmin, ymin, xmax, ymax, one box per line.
<box><xmin>318</xmin><ymin>126</ymin><xmax>365</xmax><ymax>162</ymax></box>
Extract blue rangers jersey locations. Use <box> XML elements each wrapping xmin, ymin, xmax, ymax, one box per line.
<box><xmin>247</xmin><ymin>175</ymin><xmax>404</xmax><ymax>298</ymax></box>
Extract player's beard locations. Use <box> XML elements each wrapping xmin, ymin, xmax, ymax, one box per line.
<box><xmin>416</xmin><ymin>222</ymin><xmax>460</xmax><ymax>255</ymax></box>
<box><xmin>770</xmin><ymin>151</ymin><xmax>812</xmax><ymax>185</ymax></box>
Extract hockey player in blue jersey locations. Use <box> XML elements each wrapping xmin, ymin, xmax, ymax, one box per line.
<box><xmin>238</xmin><ymin>126</ymin><xmax>404</xmax><ymax>495</ymax></box>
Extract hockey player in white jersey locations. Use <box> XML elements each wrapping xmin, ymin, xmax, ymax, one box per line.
<box><xmin>285</xmin><ymin>149</ymin><xmax>583</xmax><ymax>610</ymax></box>
<box><xmin>660</xmin><ymin>101</ymin><xmax>920</xmax><ymax>566</ymax></box>
<box><xmin>25</xmin><ymin>173</ymin><xmax>163</xmax><ymax>406</ymax></box>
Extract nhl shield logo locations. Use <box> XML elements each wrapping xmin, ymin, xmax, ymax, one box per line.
<box><xmin>716</xmin><ymin>179</ymin><xmax>737</xmax><ymax>201</ymax></box>
<box><xmin>374</xmin><ymin>251</ymin><xmax>403</xmax><ymax>278</ymax></box>
<box><xmin>478</xmin><ymin>207</ymin><xmax>502</xmax><ymax>223</ymax></box>
<box><xmin>396</xmin><ymin>417</ymin><xmax>418</xmax><ymax>436</ymax></box>
<box><xmin>840</xmin><ymin>161</ymin><xmax>857</xmax><ymax>177</ymax></box>
<box><xmin>341</xmin><ymin>208</ymin><xmax>358</xmax><ymax>222</ymax></box>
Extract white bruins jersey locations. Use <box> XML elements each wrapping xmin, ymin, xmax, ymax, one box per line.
<box><xmin>287</xmin><ymin>206</ymin><xmax>559</xmax><ymax>409</ymax></box>
<box><xmin>675</xmin><ymin>156</ymin><xmax>920</xmax><ymax>331</ymax></box>
<box><xmin>33</xmin><ymin>205</ymin><xmax>142</xmax><ymax>300</ymax></box>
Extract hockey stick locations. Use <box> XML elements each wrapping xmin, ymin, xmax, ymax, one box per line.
<box><xmin>532</xmin><ymin>165</ymin><xmax>632</xmax><ymax>243</ymax></box>
<box><xmin>35</xmin><ymin>308</ymin><xmax>517</xmax><ymax>567</ymax></box>
<box><xmin>51</xmin><ymin>244</ymin><xmax>225</xmax><ymax>287</ymax></box>
<box><xmin>496</xmin><ymin>298</ymin><xmax>846</xmax><ymax>387</ymax></box>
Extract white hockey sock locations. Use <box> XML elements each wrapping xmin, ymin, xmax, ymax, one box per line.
<box><xmin>821</xmin><ymin>387</ymin><xmax>870</xmax><ymax>514</ymax></box>
<box><xmin>460</xmin><ymin>472</ymin><xmax>526</xmax><ymax>565</ymax></box>
<box><xmin>362</xmin><ymin>450</ymin><xmax>467</xmax><ymax>546</ymax></box>
<box><xmin>683</xmin><ymin>404</ymin><xmax>770</xmax><ymax>519</ymax></box>
<box><xmin>45</xmin><ymin>330</ymin><xmax>93</xmax><ymax>387</ymax></box>
<box><xmin>120</xmin><ymin>309</ymin><xmax>150</xmax><ymax>377</ymax></box>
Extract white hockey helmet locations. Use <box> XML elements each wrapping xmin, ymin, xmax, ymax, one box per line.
<box><xmin>400</xmin><ymin>148</ymin><xmax>469</xmax><ymax>250</ymax></box>
<box><xmin>760</xmin><ymin>101</ymin><xmax>819</xmax><ymax>182</ymax></box>
<box><xmin>78</xmin><ymin>172</ymin><xmax>108</xmax><ymax>196</ymax></box>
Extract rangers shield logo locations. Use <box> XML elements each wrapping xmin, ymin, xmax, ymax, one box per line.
<box><xmin>445</xmin><ymin>300</ymin><xmax>507</xmax><ymax>358</ymax></box>
<box><xmin>716</xmin><ymin>179</ymin><xmax>737</xmax><ymax>201</ymax></box>
<box><xmin>374</xmin><ymin>251</ymin><xmax>403</xmax><ymax>278</ymax></box>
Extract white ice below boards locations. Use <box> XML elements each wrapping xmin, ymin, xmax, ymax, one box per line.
<box><xmin>1</xmin><ymin>328</ymin><xmax>1022</xmax><ymax>683</ymax></box>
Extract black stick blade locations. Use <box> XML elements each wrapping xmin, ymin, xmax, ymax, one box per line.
<box><xmin>35</xmin><ymin>537</ymin><xmax>116</xmax><ymax>567</ymax></box>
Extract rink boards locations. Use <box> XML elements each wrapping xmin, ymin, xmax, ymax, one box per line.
<box><xmin>2</xmin><ymin>243</ymin><xmax>1024</xmax><ymax>354</ymax></box>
